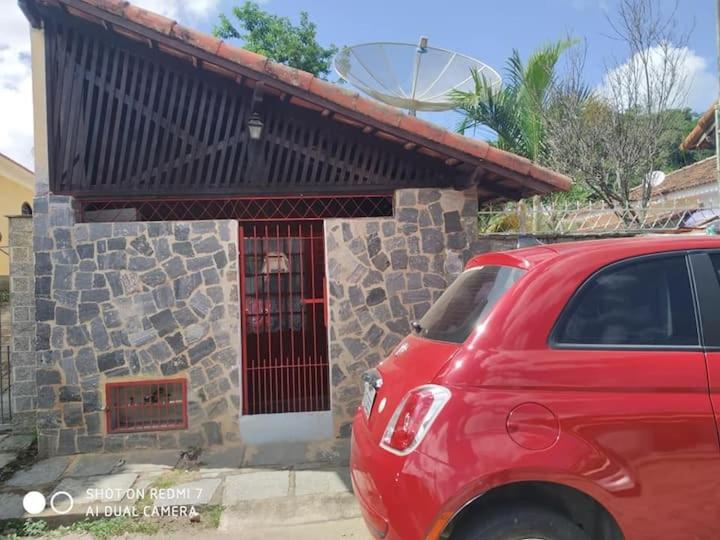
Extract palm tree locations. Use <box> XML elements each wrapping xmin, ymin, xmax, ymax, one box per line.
<box><xmin>452</xmin><ymin>39</ymin><xmax>576</xmax><ymax>162</ymax></box>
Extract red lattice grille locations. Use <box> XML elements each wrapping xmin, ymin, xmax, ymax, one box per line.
<box><xmin>80</xmin><ymin>195</ymin><xmax>393</xmax><ymax>222</ymax></box>
<box><xmin>106</xmin><ymin>379</ymin><xmax>187</xmax><ymax>433</ymax></box>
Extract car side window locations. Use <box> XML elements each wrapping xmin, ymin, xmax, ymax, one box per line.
<box><xmin>710</xmin><ymin>254</ymin><xmax>720</xmax><ymax>285</ymax></box>
<box><xmin>555</xmin><ymin>255</ymin><xmax>698</xmax><ymax>347</ymax></box>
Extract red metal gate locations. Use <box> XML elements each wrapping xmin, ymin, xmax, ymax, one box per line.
<box><xmin>239</xmin><ymin>222</ymin><xmax>329</xmax><ymax>415</ymax></box>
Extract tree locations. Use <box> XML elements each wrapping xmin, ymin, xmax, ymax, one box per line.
<box><xmin>544</xmin><ymin>0</ymin><xmax>690</xmax><ymax>213</ymax></box>
<box><xmin>452</xmin><ymin>39</ymin><xmax>576</xmax><ymax>162</ymax></box>
<box><xmin>213</xmin><ymin>2</ymin><xmax>337</xmax><ymax>79</ymax></box>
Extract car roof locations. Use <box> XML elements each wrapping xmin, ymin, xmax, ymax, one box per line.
<box><xmin>466</xmin><ymin>235</ymin><xmax>720</xmax><ymax>271</ymax></box>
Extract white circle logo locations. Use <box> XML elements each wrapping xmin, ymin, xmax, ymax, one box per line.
<box><xmin>22</xmin><ymin>491</ymin><xmax>46</xmax><ymax>515</ymax></box>
<box><xmin>50</xmin><ymin>491</ymin><xmax>74</xmax><ymax>515</ymax></box>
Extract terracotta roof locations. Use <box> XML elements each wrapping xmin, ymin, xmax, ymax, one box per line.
<box><xmin>24</xmin><ymin>0</ymin><xmax>571</xmax><ymax>197</ymax></box>
<box><xmin>630</xmin><ymin>157</ymin><xmax>717</xmax><ymax>200</ymax></box>
<box><xmin>681</xmin><ymin>103</ymin><xmax>716</xmax><ymax>151</ymax></box>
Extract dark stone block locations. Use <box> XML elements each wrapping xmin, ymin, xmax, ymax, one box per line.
<box><xmin>189</xmin><ymin>337</ymin><xmax>216</xmax><ymax>365</ymax></box>
<box><xmin>56</xmin><ymin>306</ymin><xmax>77</xmax><ymax>326</ymax></box>
<box><xmin>79</xmin><ymin>302</ymin><xmax>100</xmax><ymax>323</ymax></box>
<box><xmin>148</xmin><ymin>222</ymin><xmax>171</xmax><ymax>238</ymax></box>
<box><xmin>129</xmin><ymin>256</ymin><xmax>156</xmax><ymax>272</ymax></box>
<box><xmin>364</xmin><ymin>324</ymin><xmax>384</xmax><ymax>347</ymax></box>
<box><xmin>172</xmin><ymin>241</ymin><xmax>194</xmax><ymax>257</ymax></box>
<box><xmin>160</xmin><ymin>355</ymin><xmax>189</xmax><ymax>376</ymax></box>
<box><xmin>90</xmin><ymin>318</ymin><xmax>110</xmax><ymax>350</ymax></box>
<box><xmin>81</xmin><ymin>288</ymin><xmax>110</xmax><ymax>303</ymax></box>
<box><xmin>53</xmin><ymin>264</ymin><xmax>73</xmax><ymax>290</ymax></box>
<box><xmin>63</xmin><ymin>404</ymin><xmax>83</xmax><ymax>427</ymax></box>
<box><xmin>367</xmin><ymin>233</ymin><xmax>381</xmax><ymax>259</ymax></box>
<box><xmin>409</xmin><ymin>255</ymin><xmax>429</xmax><ymax>272</ymax></box>
<box><xmin>174</xmin><ymin>223</ymin><xmax>190</xmax><ymax>241</ymax></box>
<box><xmin>85</xmin><ymin>413</ymin><xmax>101</xmax><ymax>434</ymax></box>
<box><xmin>387</xmin><ymin>318</ymin><xmax>410</xmax><ymax>335</ymax></box>
<box><xmin>130</xmin><ymin>235</ymin><xmax>154</xmax><ymax>256</ymax></box>
<box><xmin>59</xmin><ymin>385</ymin><xmax>81</xmax><ymax>402</ymax></box>
<box><xmin>447</xmin><ymin>232</ymin><xmax>468</xmax><ymax>250</ymax></box>
<box><xmin>386</xmin><ymin>272</ymin><xmax>406</xmax><ymax>297</ymax></box>
<box><xmin>147</xmin><ymin>341</ymin><xmax>173</xmax><ymax>363</ymax></box>
<box><xmin>77</xmin><ymin>436</ymin><xmax>104</xmax><ymax>453</ymax></box>
<box><xmin>187</xmin><ymin>255</ymin><xmax>214</xmax><ymax>272</ymax></box>
<box><xmin>203</xmin><ymin>422</ymin><xmax>223</xmax><ymax>446</ymax></box>
<box><xmin>342</xmin><ymin>223</ymin><xmax>353</xmax><ymax>242</ymax></box>
<box><xmin>202</xmin><ymin>268</ymin><xmax>220</xmax><ymax>285</ymax></box>
<box><xmin>38</xmin><ymin>386</ymin><xmax>56</xmax><ymax>409</ymax></box>
<box><xmin>53</xmin><ymin>248</ymin><xmax>79</xmax><ymax>265</ymax></box>
<box><xmin>163</xmin><ymin>256</ymin><xmax>186</xmax><ymax>279</ymax></box>
<box><xmin>194</xmin><ymin>236</ymin><xmax>222</xmax><ymax>254</ymax></box>
<box><xmin>126</xmin><ymin>433</ymin><xmax>157</xmax><ymax>449</ymax></box>
<box><xmin>165</xmin><ymin>332</ymin><xmax>185</xmax><ymax>354</ymax></box>
<box><xmin>66</xmin><ymin>326</ymin><xmax>89</xmax><ymax>347</ymax></box>
<box><xmin>98</xmin><ymin>251</ymin><xmax>126</xmax><ymax>270</ymax></box>
<box><xmin>36</xmin><ymin>299</ymin><xmax>56</xmax><ymax>321</ymax></box>
<box><xmin>36</xmin><ymin>252</ymin><xmax>52</xmax><ymax>275</ymax></box>
<box><xmin>366</xmin><ymin>287</ymin><xmax>386</xmax><ymax>307</ymax></box>
<box><xmin>105</xmin><ymin>366</ymin><xmax>131</xmax><ymax>378</ymax></box>
<box><xmin>343</xmin><ymin>337</ymin><xmax>367</xmax><ymax>357</ymax></box>
<box><xmin>36</xmin><ymin>276</ymin><xmax>51</xmax><ymax>296</ymax></box>
<box><xmin>348</xmin><ymin>285</ymin><xmax>364</xmax><ymax>307</ymax></box>
<box><xmin>108</xmin><ymin>237</ymin><xmax>126</xmax><ymax>251</ymax></box>
<box><xmin>174</xmin><ymin>272</ymin><xmax>202</xmax><ymax>300</ymax></box>
<box><xmin>93</xmin><ymin>274</ymin><xmax>106</xmax><ymax>288</ymax></box>
<box><xmin>37</xmin><ymin>369</ymin><xmax>61</xmax><ymax>385</ymax></box>
<box><xmin>96</xmin><ymin>240</ymin><xmax>107</xmax><ymax>254</ymax></box>
<box><xmin>339</xmin><ymin>422</ymin><xmax>352</xmax><ymax>438</ymax></box>
<box><xmin>329</xmin><ymin>281</ymin><xmax>344</xmax><ymax>299</ymax></box>
<box><xmin>406</xmin><ymin>272</ymin><xmax>422</xmax><ymax>290</ymax></box>
<box><xmin>398</xmin><ymin>207</ymin><xmax>419</xmax><ymax>224</ymax></box>
<box><xmin>37</xmin><ymin>323</ymin><xmax>51</xmax><ymax>351</ymax></box>
<box><xmin>103</xmin><ymin>309</ymin><xmax>122</xmax><ymax>329</ymax></box>
<box><xmin>423</xmin><ymin>274</ymin><xmax>447</xmax><ymax>289</ymax></box>
<box><xmin>77</xmin><ymin>243</ymin><xmax>94</xmax><ymax>259</ymax></box>
<box><xmin>418</xmin><ymin>189</ymin><xmax>441</xmax><ymax>204</ymax></box>
<box><xmin>76</xmin><ymin>347</ymin><xmax>97</xmax><ymax>376</ymax></box>
<box><xmin>75</xmin><ymin>272</ymin><xmax>93</xmax><ymax>290</ymax></box>
<box><xmin>371</xmin><ymin>252</ymin><xmax>390</xmax><ymax>271</ymax></box>
<box><xmin>106</xmin><ymin>271</ymin><xmax>124</xmax><ymax>297</ymax></box>
<box><xmin>153</xmin><ymin>285</ymin><xmax>175</xmax><ymax>310</ymax></box>
<box><xmin>98</xmin><ymin>350</ymin><xmax>124</xmax><ymax>372</ymax></box>
<box><xmin>390</xmin><ymin>249</ymin><xmax>408</xmax><ymax>270</ymax></box>
<box><xmin>403</xmin><ymin>289</ymin><xmax>431</xmax><ymax>304</ymax></box>
<box><xmin>37</xmin><ymin>411</ymin><xmax>62</xmax><ymax>429</ymax></box>
<box><xmin>332</xmin><ymin>365</ymin><xmax>346</xmax><ymax>386</ymax></box>
<box><xmin>362</xmin><ymin>270</ymin><xmax>383</xmax><ymax>288</ymax></box>
<box><xmin>207</xmin><ymin>398</ymin><xmax>228</xmax><ymax>418</ymax></box>
<box><xmin>82</xmin><ymin>391</ymin><xmax>100</xmax><ymax>413</ymax></box>
<box><xmin>213</xmin><ymin>250</ymin><xmax>228</xmax><ymax>270</ymax></box>
<box><xmin>141</xmin><ymin>268</ymin><xmax>167</xmax><ymax>287</ymax></box>
<box><xmin>127</xmin><ymin>350</ymin><xmax>140</xmax><ymax>374</ymax></box>
<box><xmin>443</xmin><ymin>210</ymin><xmax>463</xmax><ymax>233</ymax></box>
<box><xmin>174</xmin><ymin>306</ymin><xmax>199</xmax><ymax>326</ymax></box>
<box><xmin>54</xmin><ymin>228</ymin><xmax>72</xmax><ymax>249</ymax></box>
<box><xmin>149</xmin><ymin>309</ymin><xmax>178</xmax><ymax>337</ymax></box>
<box><xmin>429</xmin><ymin>202</ymin><xmax>443</xmax><ymax>226</ymax></box>
<box><xmin>421</xmin><ymin>228</ymin><xmax>444</xmax><ymax>254</ymax></box>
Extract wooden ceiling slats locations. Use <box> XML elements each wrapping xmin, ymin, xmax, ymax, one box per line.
<box><xmin>45</xmin><ymin>14</ymin><xmax>453</xmax><ymax>197</ymax></box>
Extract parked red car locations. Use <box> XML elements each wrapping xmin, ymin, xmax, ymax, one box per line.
<box><xmin>351</xmin><ymin>236</ymin><xmax>720</xmax><ymax>540</ymax></box>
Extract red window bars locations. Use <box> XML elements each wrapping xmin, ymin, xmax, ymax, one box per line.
<box><xmin>79</xmin><ymin>195</ymin><xmax>393</xmax><ymax>223</ymax></box>
<box><xmin>240</xmin><ymin>222</ymin><xmax>329</xmax><ymax>415</ymax></box>
<box><xmin>106</xmin><ymin>379</ymin><xmax>188</xmax><ymax>434</ymax></box>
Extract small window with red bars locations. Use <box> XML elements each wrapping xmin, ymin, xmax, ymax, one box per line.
<box><xmin>106</xmin><ymin>379</ymin><xmax>188</xmax><ymax>434</ymax></box>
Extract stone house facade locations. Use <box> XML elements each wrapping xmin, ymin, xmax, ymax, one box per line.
<box><xmin>15</xmin><ymin>0</ymin><xmax>570</xmax><ymax>460</ymax></box>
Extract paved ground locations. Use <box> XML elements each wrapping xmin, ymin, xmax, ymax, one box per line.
<box><xmin>0</xmin><ymin>447</ymin><xmax>370</xmax><ymax>539</ymax></box>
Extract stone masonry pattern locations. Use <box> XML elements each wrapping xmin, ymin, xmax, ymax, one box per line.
<box><xmin>31</xmin><ymin>194</ymin><xmax>240</xmax><ymax>456</ymax></box>
<box><xmin>325</xmin><ymin>187</ymin><xmax>480</xmax><ymax>438</ymax></box>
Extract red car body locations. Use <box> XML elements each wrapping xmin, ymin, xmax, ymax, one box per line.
<box><xmin>351</xmin><ymin>236</ymin><xmax>720</xmax><ymax>540</ymax></box>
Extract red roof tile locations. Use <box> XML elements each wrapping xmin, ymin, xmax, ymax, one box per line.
<box><xmin>630</xmin><ymin>157</ymin><xmax>717</xmax><ymax>200</ymax></box>
<box><xmin>681</xmin><ymin>103</ymin><xmax>716</xmax><ymax>151</ymax></box>
<box><xmin>31</xmin><ymin>0</ymin><xmax>573</xmax><ymax>194</ymax></box>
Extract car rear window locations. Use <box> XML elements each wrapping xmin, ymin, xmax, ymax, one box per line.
<box><xmin>418</xmin><ymin>265</ymin><xmax>526</xmax><ymax>344</ymax></box>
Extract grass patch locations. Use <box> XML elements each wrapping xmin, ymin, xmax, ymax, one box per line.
<box><xmin>150</xmin><ymin>469</ymin><xmax>199</xmax><ymax>490</ymax></box>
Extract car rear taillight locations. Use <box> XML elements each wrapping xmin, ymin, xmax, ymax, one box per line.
<box><xmin>380</xmin><ymin>385</ymin><xmax>450</xmax><ymax>455</ymax></box>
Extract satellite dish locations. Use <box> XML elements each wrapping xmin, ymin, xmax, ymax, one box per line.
<box><xmin>334</xmin><ymin>37</ymin><xmax>502</xmax><ymax>116</ymax></box>
<box><xmin>647</xmin><ymin>171</ymin><xmax>666</xmax><ymax>187</ymax></box>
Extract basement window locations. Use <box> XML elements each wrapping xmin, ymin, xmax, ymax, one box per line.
<box><xmin>105</xmin><ymin>379</ymin><xmax>187</xmax><ymax>434</ymax></box>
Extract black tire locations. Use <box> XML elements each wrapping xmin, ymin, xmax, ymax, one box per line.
<box><xmin>452</xmin><ymin>505</ymin><xmax>591</xmax><ymax>540</ymax></box>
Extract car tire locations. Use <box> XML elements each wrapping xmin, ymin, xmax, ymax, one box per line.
<box><xmin>452</xmin><ymin>505</ymin><xmax>591</xmax><ymax>540</ymax></box>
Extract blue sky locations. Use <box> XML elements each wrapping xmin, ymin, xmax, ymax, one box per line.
<box><xmin>0</xmin><ymin>0</ymin><xmax>716</xmax><ymax>168</ymax></box>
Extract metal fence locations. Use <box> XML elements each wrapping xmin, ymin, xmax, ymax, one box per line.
<box><xmin>479</xmin><ymin>200</ymin><xmax>720</xmax><ymax>235</ymax></box>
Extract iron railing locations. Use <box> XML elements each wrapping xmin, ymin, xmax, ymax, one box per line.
<box><xmin>106</xmin><ymin>379</ymin><xmax>187</xmax><ymax>433</ymax></box>
<box><xmin>479</xmin><ymin>201</ymin><xmax>720</xmax><ymax>235</ymax></box>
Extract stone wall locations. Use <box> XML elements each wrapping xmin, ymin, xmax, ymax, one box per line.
<box><xmin>32</xmin><ymin>195</ymin><xmax>240</xmax><ymax>456</ymax></box>
<box><xmin>9</xmin><ymin>216</ymin><xmax>36</xmax><ymax>433</ymax></box>
<box><xmin>325</xmin><ymin>187</ymin><xmax>479</xmax><ymax>437</ymax></box>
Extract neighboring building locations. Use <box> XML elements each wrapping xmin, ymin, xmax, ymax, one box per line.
<box><xmin>0</xmin><ymin>153</ymin><xmax>33</xmax><ymax>292</ymax></box>
<box><xmin>17</xmin><ymin>0</ymin><xmax>570</xmax><ymax>459</ymax></box>
<box><xmin>631</xmin><ymin>157</ymin><xmax>718</xmax><ymax>208</ymax></box>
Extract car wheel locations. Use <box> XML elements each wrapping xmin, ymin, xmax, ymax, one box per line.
<box><xmin>452</xmin><ymin>505</ymin><xmax>591</xmax><ymax>540</ymax></box>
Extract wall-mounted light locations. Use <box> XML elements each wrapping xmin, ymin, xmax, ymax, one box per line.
<box><xmin>247</xmin><ymin>112</ymin><xmax>264</xmax><ymax>140</ymax></box>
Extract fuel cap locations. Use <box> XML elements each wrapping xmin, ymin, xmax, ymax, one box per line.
<box><xmin>506</xmin><ymin>403</ymin><xmax>560</xmax><ymax>451</ymax></box>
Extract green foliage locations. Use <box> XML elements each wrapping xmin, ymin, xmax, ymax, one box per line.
<box><xmin>655</xmin><ymin>108</ymin><xmax>714</xmax><ymax>172</ymax></box>
<box><xmin>452</xmin><ymin>39</ymin><xmax>576</xmax><ymax>161</ymax></box>
<box><xmin>0</xmin><ymin>518</ymin><xmax>49</xmax><ymax>539</ymax></box>
<box><xmin>213</xmin><ymin>2</ymin><xmax>337</xmax><ymax>78</ymax></box>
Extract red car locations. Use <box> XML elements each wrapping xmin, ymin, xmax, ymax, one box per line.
<box><xmin>351</xmin><ymin>236</ymin><xmax>720</xmax><ymax>540</ymax></box>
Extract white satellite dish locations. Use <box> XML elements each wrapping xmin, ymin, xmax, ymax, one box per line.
<box><xmin>647</xmin><ymin>170</ymin><xmax>666</xmax><ymax>187</ymax></box>
<box><xmin>334</xmin><ymin>37</ymin><xmax>502</xmax><ymax>116</ymax></box>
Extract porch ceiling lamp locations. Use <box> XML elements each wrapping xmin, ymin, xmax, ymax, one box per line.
<box><xmin>248</xmin><ymin>112</ymin><xmax>264</xmax><ymax>140</ymax></box>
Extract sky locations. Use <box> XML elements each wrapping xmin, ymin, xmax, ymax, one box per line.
<box><xmin>0</xmin><ymin>0</ymin><xmax>716</xmax><ymax>171</ymax></box>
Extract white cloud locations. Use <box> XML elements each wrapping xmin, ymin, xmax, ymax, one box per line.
<box><xmin>0</xmin><ymin>1</ymin><xmax>225</xmax><ymax>171</ymax></box>
<box><xmin>599</xmin><ymin>45</ymin><xmax>716</xmax><ymax>113</ymax></box>
<box><xmin>0</xmin><ymin>4</ymin><xmax>34</xmax><ymax>170</ymax></box>
<box><xmin>131</xmin><ymin>0</ymin><xmax>222</xmax><ymax>21</ymax></box>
